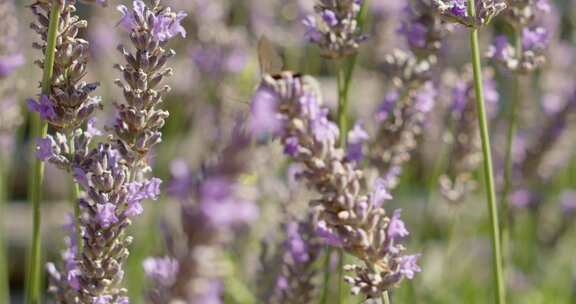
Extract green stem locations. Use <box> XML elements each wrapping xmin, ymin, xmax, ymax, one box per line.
<box><xmin>337</xmin><ymin>61</ymin><xmax>348</xmax><ymax>147</ymax></box>
<box><xmin>382</xmin><ymin>291</ymin><xmax>391</xmax><ymax>304</ymax></box>
<box><xmin>468</xmin><ymin>1</ymin><xmax>506</xmax><ymax>303</ymax></box>
<box><xmin>26</xmin><ymin>3</ymin><xmax>61</xmax><ymax>304</ymax></box>
<box><xmin>0</xmin><ymin>159</ymin><xmax>9</xmax><ymax>303</ymax></box>
<box><xmin>319</xmin><ymin>249</ymin><xmax>332</xmax><ymax>304</ymax></box>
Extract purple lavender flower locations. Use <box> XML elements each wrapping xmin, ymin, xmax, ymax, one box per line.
<box><xmin>143</xmin><ymin>257</ymin><xmax>179</xmax><ymax>287</ymax></box>
<box><xmin>347</xmin><ymin>122</ymin><xmax>369</xmax><ymax>162</ymax></box>
<box><xmin>522</xmin><ymin>27</ymin><xmax>548</xmax><ymax>50</ymax></box>
<box><xmin>376</xmin><ymin>91</ymin><xmax>399</xmax><ymax>122</ymax></box>
<box><xmin>36</xmin><ymin>137</ymin><xmax>56</xmax><ymax>161</ymax></box>
<box><xmin>303</xmin><ymin>0</ymin><xmax>367</xmax><ymax>58</ymax></box>
<box><xmin>252</xmin><ymin>72</ymin><xmax>420</xmax><ymax>297</ymax></box>
<box><xmin>117</xmin><ymin>0</ymin><xmax>187</xmax><ymax>41</ymax></box>
<box><xmin>399</xmin><ymin>255</ymin><xmax>422</xmax><ymax>279</ymax></box>
<box><xmin>432</xmin><ymin>0</ymin><xmax>507</xmax><ymax>27</ymax></box>
<box><xmin>27</xmin><ymin>95</ymin><xmax>56</xmax><ymax>121</ymax></box>
<box><xmin>271</xmin><ymin>216</ymin><xmax>322</xmax><ymax>303</ymax></box>
<box><xmin>388</xmin><ymin>209</ymin><xmax>410</xmax><ymax>240</ymax></box>
<box><xmin>250</xmin><ymin>85</ymin><xmax>283</xmax><ymax>137</ymax></box>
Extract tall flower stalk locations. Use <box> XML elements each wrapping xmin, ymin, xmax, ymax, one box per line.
<box><xmin>30</xmin><ymin>1</ymin><xmax>185</xmax><ymax>302</ymax></box>
<box><xmin>433</xmin><ymin>0</ymin><xmax>507</xmax><ymax>302</ymax></box>
<box><xmin>26</xmin><ymin>2</ymin><xmax>62</xmax><ymax>302</ymax></box>
<box><xmin>251</xmin><ymin>73</ymin><xmax>421</xmax><ymax>301</ymax></box>
<box><xmin>467</xmin><ymin>1</ymin><xmax>506</xmax><ymax>303</ymax></box>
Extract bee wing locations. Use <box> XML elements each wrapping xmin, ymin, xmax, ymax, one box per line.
<box><xmin>258</xmin><ymin>36</ymin><xmax>284</xmax><ymax>76</ymax></box>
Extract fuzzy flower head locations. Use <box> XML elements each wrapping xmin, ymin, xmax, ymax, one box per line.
<box><xmin>27</xmin><ymin>95</ymin><xmax>56</xmax><ymax>121</ymax></box>
<box><xmin>487</xmin><ymin>27</ymin><xmax>549</xmax><ymax>73</ymax></box>
<box><xmin>432</xmin><ymin>0</ymin><xmax>507</xmax><ymax>28</ymax></box>
<box><xmin>399</xmin><ymin>0</ymin><xmax>450</xmax><ymax>57</ymax></box>
<box><xmin>303</xmin><ymin>0</ymin><xmax>367</xmax><ymax>59</ymax></box>
<box><xmin>143</xmin><ymin>256</ymin><xmax>179</xmax><ymax>287</ymax></box>
<box><xmin>118</xmin><ymin>0</ymin><xmax>187</xmax><ymax>42</ymax></box>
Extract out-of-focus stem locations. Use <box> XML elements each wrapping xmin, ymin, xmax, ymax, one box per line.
<box><xmin>382</xmin><ymin>291</ymin><xmax>391</xmax><ymax>304</ymax></box>
<box><xmin>337</xmin><ymin>61</ymin><xmax>348</xmax><ymax>147</ymax></box>
<box><xmin>0</xmin><ymin>159</ymin><xmax>9</xmax><ymax>303</ymax></box>
<box><xmin>500</xmin><ymin>32</ymin><xmax>523</xmax><ymax>274</ymax></box>
<box><xmin>319</xmin><ymin>249</ymin><xmax>332</xmax><ymax>304</ymax></box>
<box><xmin>468</xmin><ymin>1</ymin><xmax>506</xmax><ymax>303</ymax></box>
<box><xmin>26</xmin><ymin>3</ymin><xmax>61</xmax><ymax>304</ymax></box>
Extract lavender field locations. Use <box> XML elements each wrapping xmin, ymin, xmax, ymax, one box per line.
<box><xmin>0</xmin><ymin>0</ymin><xmax>575</xmax><ymax>303</ymax></box>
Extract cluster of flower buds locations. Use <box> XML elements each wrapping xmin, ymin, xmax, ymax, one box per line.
<box><xmin>271</xmin><ymin>215</ymin><xmax>322</xmax><ymax>303</ymax></box>
<box><xmin>432</xmin><ymin>0</ymin><xmax>507</xmax><ymax>28</ymax></box>
<box><xmin>146</xmin><ymin>123</ymin><xmax>258</xmax><ymax>303</ymax></box>
<box><xmin>251</xmin><ymin>72</ymin><xmax>420</xmax><ymax>298</ymax></box>
<box><xmin>369</xmin><ymin>80</ymin><xmax>436</xmax><ymax>177</ymax></box>
<box><xmin>303</xmin><ymin>0</ymin><xmax>367</xmax><ymax>59</ymax></box>
<box><xmin>439</xmin><ymin>66</ymin><xmax>499</xmax><ymax>203</ymax></box>
<box><xmin>366</xmin><ymin>0</ymin><xmax>446</xmax><ymax>186</ymax></box>
<box><xmin>399</xmin><ymin>0</ymin><xmax>451</xmax><ymax>59</ymax></box>
<box><xmin>519</xmin><ymin>92</ymin><xmax>576</xmax><ymax>180</ymax></box>
<box><xmin>113</xmin><ymin>0</ymin><xmax>187</xmax><ymax>173</ymax></box>
<box><xmin>28</xmin><ymin>1</ymin><xmax>185</xmax><ymax>302</ymax></box>
<box><xmin>39</xmin><ymin>124</ymin><xmax>161</xmax><ymax>302</ymax></box>
<box><xmin>28</xmin><ymin>0</ymin><xmax>102</xmax><ymax>132</ymax></box>
<box><xmin>487</xmin><ymin>0</ymin><xmax>551</xmax><ymax>73</ymax></box>
<box><xmin>0</xmin><ymin>0</ymin><xmax>24</xmax><ymax>151</ymax></box>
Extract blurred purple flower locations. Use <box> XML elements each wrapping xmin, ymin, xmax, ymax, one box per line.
<box><xmin>376</xmin><ymin>91</ymin><xmax>399</xmax><ymax>122</ymax></box>
<box><xmin>509</xmin><ymin>189</ymin><xmax>532</xmax><ymax>209</ymax></box>
<box><xmin>143</xmin><ymin>256</ymin><xmax>179</xmax><ymax>287</ymax></box>
<box><xmin>86</xmin><ymin>118</ymin><xmax>103</xmax><ymax>137</ymax></box>
<box><xmin>117</xmin><ymin>0</ymin><xmax>187</xmax><ymax>41</ymax></box>
<box><xmin>285</xmin><ymin>222</ymin><xmax>311</xmax><ymax>263</ymax></box>
<box><xmin>399</xmin><ymin>21</ymin><xmax>428</xmax><ymax>49</ymax></box>
<box><xmin>284</xmin><ymin>136</ymin><xmax>301</xmax><ymax>156</ymax></box>
<box><xmin>387</xmin><ymin>209</ymin><xmax>409</xmax><ymax>240</ymax></box>
<box><xmin>36</xmin><ymin>137</ymin><xmax>56</xmax><ymax>161</ymax></box>
<box><xmin>371</xmin><ymin>177</ymin><xmax>393</xmax><ymax>208</ymax></box>
<box><xmin>522</xmin><ymin>27</ymin><xmax>548</xmax><ymax>51</ymax></box>
<box><xmin>303</xmin><ymin>16</ymin><xmax>322</xmax><ymax>42</ymax></box>
<box><xmin>96</xmin><ymin>203</ymin><xmax>119</xmax><ymax>228</ymax></box>
<box><xmin>414</xmin><ymin>82</ymin><xmax>436</xmax><ymax>113</ymax></box>
<box><xmin>316</xmin><ymin>220</ymin><xmax>343</xmax><ymax>246</ymax></box>
<box><xmin>125</xmin><ymin>177</ymin><xmax>162</xmax><ymax>217</ymax></box>
<box><xmin>250</xmin><ymin>85</ymin><xmax>282</xmax><ymax>137</ymax></box>
<box><xmin>199</xmin><ymin>177</ymin><xmax>258</xmax><ymax>226</ymax></box>
<box><xmin>399</xmin><ymin>254</ymin><xmax>421</xmax><ymax>279</ymax></box>
<box><xmin>347</xmin><ymin>122</ymin><xmax>369</xmax><ymax>162</ymax></box>
<box><xmin>168</xmin><ymin>159</ymin><xmax>193</xmax><ymax>201</ymax></box>
<box><xmin>27</xmin><ymin>95</ymin><xmax>56</xmax><ymax>120</ymax></box>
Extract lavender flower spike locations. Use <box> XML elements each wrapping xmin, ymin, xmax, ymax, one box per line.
<box><xmin>271</xmin><ymin>215</ymin><xmax>322</xmax><ymax>303</ymax></box>
<box><xmin>303</xmin><ymin>0</ymin><xmax>367</xmax><ymax>59</ymax></box>
<box><xmin>432</xmin><ymin>0</ymin><xmax>507</xmax><ymax>28</ymax></box>
<box><xmin>146</xmin><ymin>122</ymin><xmax>258</xmax><ymax>303</ymax></box>
<box><xmin>113</xmin><ymin>0</ymin><xmax>186</xmax><ymax>173</ymax></box>
<box><xmin>252</xmin><ymin>72</ymin><xmax>420</xmax><ymax>298</ymax></box>
<box><xmin>29</xmin><ymin>0</ymin><xmax>102</xmax><ymax>131</ymax></box>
